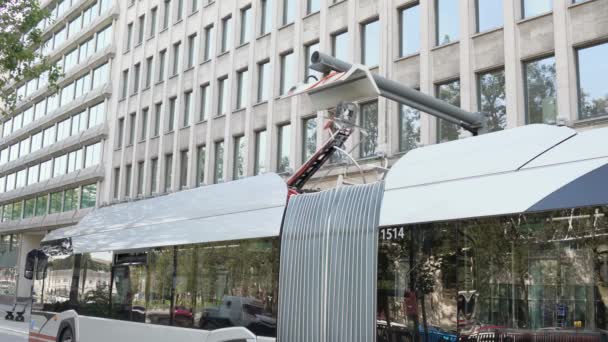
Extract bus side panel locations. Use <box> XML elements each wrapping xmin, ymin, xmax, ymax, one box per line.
<box><xmin>30</xmin><ymin>310</ymin><xmax>77</xmax><ymax>341</ymax></box>
<box><xmin>77</xmin><ymin>316</ymin><xmax>215</xmax><ymax>342</ymax></box>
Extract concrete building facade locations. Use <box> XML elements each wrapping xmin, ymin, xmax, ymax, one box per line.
<box><xmin>1</xmin><ymin>0</ymin><xmax>608</xmax><ymax>302</ymax></box>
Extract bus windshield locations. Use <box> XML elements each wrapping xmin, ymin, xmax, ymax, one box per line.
<box><xmin>377</xmin><ymin>205</ymin><xmax>608</xmax><ymax>341</ymax></box>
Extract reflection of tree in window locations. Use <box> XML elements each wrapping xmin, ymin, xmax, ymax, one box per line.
<box><xmin>437</xmin><ymin>80</ymin><xmax>462</xmax><ymax>143</ymax></box>
<box><xmin>303</xmin><ymin>117</ymin><xmax>317</xmax><ymax>161</ymax></box>
<box><xmin>525</xmin><ymin>57</ymin><xmax>557</xmax><ymax>124</ymax></box>
<box><xmin>399</xmin><ymin>105</ymin><xmax>420</xmax><ymax>152</ymax></box>
<box><xmin>478</xmin><ymin>70</ymin><xmax>506</xmax><ymax>132</ymax></box>
<box><xmin>360</xmin><ymin>101</ymin><xmax>378</xmax><ymax>158</ymax></box>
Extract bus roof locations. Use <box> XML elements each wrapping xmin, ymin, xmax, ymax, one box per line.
<box><xmin>43</xmin><ymin>173</ymin><xmax>288</xmax><ymax>253</ymax></box>
<box><xmin>380</xmin><ymin>124</ymin><xmax>608</xmax><ymax>226</ymax></box>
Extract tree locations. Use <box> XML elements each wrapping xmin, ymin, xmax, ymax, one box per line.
<box><xmin>0</xmin><ymin>0</ymin><xmax>61</xmax><ymax>115</ymax></box>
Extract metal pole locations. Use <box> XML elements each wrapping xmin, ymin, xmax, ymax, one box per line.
<box><xmin>310</xmin><ymin>52</ymin><xmax>489</xmax><ymax>135</ymax></box>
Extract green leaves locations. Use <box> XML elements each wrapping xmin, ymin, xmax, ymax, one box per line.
<box><xmin>0</xmin><ymin>0</ymin><xmax>59</xmax><ymax>116</ymax></box>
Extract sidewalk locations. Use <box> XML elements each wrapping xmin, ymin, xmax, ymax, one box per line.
<box><xmin>0</xmin><ymin>304</ymin><xmax>28</xmax><ymax>342</ymax></box>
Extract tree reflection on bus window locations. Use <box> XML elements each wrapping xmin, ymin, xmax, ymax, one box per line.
<box><xmin>378</xmin><ymin>206</ymin><xmax>608</xmax><ymax>341</ymax></box>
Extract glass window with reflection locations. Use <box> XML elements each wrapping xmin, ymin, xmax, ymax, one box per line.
<box><xmin>522</xmin><ymin>0</ymin><xmax>552</xmax><ymax>19</ymax></box>
<box><xmin>332</xmin><ymin>30</ymin><xmax>349</xmax><ymax>62</ymax></box>
<box><xmin>400</xmin><ymin>4</ymin><xmax>420</xmax><ymax>57</ymax></box>
<box><xmin>282</xmin><ymin>0</ymin><xmax>295</xmax><ymax>25</ymax></box>
<box><xmin>436</xmin><ymin>0</ymin><xmax>459</xmax><ymax>45</ymax></box>
<box><xmin>436</xmin><ymin>80</ymin><xmax>468</xmax><ymax>143</ymax></box>
<box><xmin>525</xmin><ymin>56</ymin><xmax>557</xmax><ymax>124</ymax></box>
<box><xmin>360</xmin><ymin>101</ymin><xmax>378</xmax><ymax>158</ymax></box>
<box><xmin>214</xmin><ymin>141</ymin><xmax>224</xmax><ymax>183</ymax></box>
<box><xmin>233</xmin><ymin>136</ymin><xmax>245</xmax><ymax>180</ymax></box>
<box><xmin>255</xmin><ymin>130</ymin><xmax>267</xmax><ymax>175</ymax></box>
<box><xmin>476</xmin><ymin>0</ymin><xmax>503</xmax><ymax>32</ymax></box>
<box><xmin>362</xmin><ymin>20</ymin><xmax>380</xmax><ymax>67</ymax></box>
<box><xmin>577</xmin><ymin>43</ymin><xmax>608</xmax><ymax>120</ymax></box>
<box><xmin>478</xmin><ymin>69</ymin><xmax>507</xmax><ymax>131</ymax></box>
<box><xmin>399</xmin><ymin>104</ymin><xmax>420</xmax><ymax>153</ymax></box>
<box><xmin>302</xmin><ymin>117</ymin><xmax>317</xmax><ymax>162</ymax></box>
<box><xmin>378</xmin><ymin>205</ymin><xmax>608</xmax><ymax>340</ymax></box>
<box><xmin>277</xmin><ymin>124</ymin><xmax>291</xmax><ymax>173</ymax></box>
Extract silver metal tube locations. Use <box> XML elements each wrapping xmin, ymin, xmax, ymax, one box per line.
<box><xmin>311</xmin><ymin>52</ymin><xmax>488</xmax><ymax>134</ymax></box>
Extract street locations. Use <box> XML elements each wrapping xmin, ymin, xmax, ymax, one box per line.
<box><xmin>0</xmin><ymin>306</ymin><xmax>28</xmax><ymax>342</ymax></box>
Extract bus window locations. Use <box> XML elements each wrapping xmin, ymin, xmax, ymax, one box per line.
<box><xmin>111</xmin><ymin>264</ymin><xmax>147</xmax><ymax>323</ymax></box>
<box><xmin>174</xmin><ymin>238</ymin><xmax>279</xmax><ymax>337</ymax></box>
<box><xmin>75</xmin><ymin>252</ymin><xmax>112</xmax><ymax>318</ymax></box>
<box><xmin>378</xmin><ymin>206</ymin><xmax>608</xmax><ymax>341</ymax></box>
<box><xmin>147</xmin><ymin>247</ymin><xmax>174</xmax><ymax>326</ymax></box>
<box><xmin>40</xmin><ymin>254</ymin><xmax>76</xmax><ymax>313</ymax></box>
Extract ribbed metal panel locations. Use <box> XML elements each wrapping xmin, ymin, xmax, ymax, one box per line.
<box><xmin>278</xmin><ymin>182</ymin><xmax>384</xmax><ymax>342</ymax></box>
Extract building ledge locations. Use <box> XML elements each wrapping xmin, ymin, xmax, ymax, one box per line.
<box><xmin>0</xmin><ymin>165</ymin><xmax>104</xmax><ymax>205</ymax></box>
<box><xmin>0</xmin><ymin>124</ymin><xmax>107</xmax><ymax>176</ymax></box>
<box><xmin>0</xmin><ymin>84</ymin><xmax>110</xmax><ymax>150</ymax></box>
<box><xmin>0</xmin><ymin>207</ymin><xmax>93</xmax><ymax>235</ymax></box>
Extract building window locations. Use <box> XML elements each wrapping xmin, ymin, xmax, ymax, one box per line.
<box><xmin>282</xmin><ymin>0</ymin><xmax>295</xmax><ymax>25</ymax></box>
<box><xmin>277</xmin><ymin>123</ymin><xmax>291</xmax><ymax>173</ymax></box>
<box><xmin>236</xmin><ymin>69</ymin><xmax>249</xmax><ymax>110</ymax></box>
<box><xmin>180</xmin><ymin>150</ymin><xmax>189</xmax><ymax>189</ymax></box>
<box><xmin>81</xmin><ymin>184</ymin><xmax>97</xmax><ymax>208</ymax></box>
<box><xmin>187</xmin><ymin>34</ymin><xmax>197</xmax><ymax>68</ymax></box>
<box><xmin>302</xmin><ymin>117</ymin><xmax>317</xmax><ymax>161</ymax></box>
<box><xmin>478</xmin><ymin>69</ymin><xmax>507</xmax><ymax>131</ymax></box>
<box><xmin>522</xmin><ymin>0</ymin><xmax>552</xmax><ymax>19</ymax></box>
<box><xmin>36</xmin><ymin>195</ymin><xmax>48</xmax><ymax>216</ymax></box>
<box><xmin>436</xmin><ymin>79</ymin><xmax>462</xmax><ymax>142</ymax></box>
<box><xmin>524</xmin><ymin>56</ymin><xmax>557</xmax><ymax>124</ymax></box>
<box><xmin>126</xmin><ymin>22</ymin><xmax>133</xmax><ymax>51</ymax></box>
<box><xmin>361</xmin><ymin>19</ymin><xmax>380</xmax><ymax>67</ymax></box>
<box><xmin>24</xmin><ymin>198</ymin><xmax>36</xmax><ymax>218</ymax></box>
<box><xmin>199</xmin><ymin>84</ymin><xmax>209</xmax><ymax>121</ymax></box>
<box><xmin>260</xmin><ymin>0</ymin><xmax>272</xmax><ymax>36</ymax></box>
<box><xmin>280</xmin><ymin>51</ymin><xmax>295</xmax><ymax>95</ymax></box>
<box><xmin>136</xmin><ymin>161</ymin><xmax>144</xmax><ymax>196</ymax></box>
<box><xmin>172</xmin><ymin>41</ymin><xmax>181</xmax><ymax>76</ymax></box>
<box><xmin>399</xmin><ymin>4</ymin><xmax>420</xmax><ymax>57</ymax></box>
<box><xmin>435</xmin><ymin>0</ymin><xmax>459</xmax><ymax>45</ymax></box>
<box><xmin>214</xmin><ymin>141</ymin><xmax>224</xmax><ymax>183</ymax></box>
<box><xmin>399</xmin><ymin>104</ymin><xmax>420</xmax><ymax>153</ymax></box>
<box><xmin>137</xmin><ymin>15</ymin><xmax>145</xmax><ymax>45</ymax></box>
<box><xmin>257</xmin><ymin>61</ymin><xmax>270</xmax><ymax>102</ymax></box>
<box><xmin>305</xmin><ymin>41</ymin><xmax>320</xmax><ymax>81</ymax></box>
<box><xmin>203</xmin><ymin>24</ymin><xmax>214</xmax><ymax>61</ymax></box>
<box><xmin>360</xmin><ymin>101</ymin><xmax>378</xmax><ymax>158</ymax></box>
<box><xmin>145</xmin><ymin>56</ymin><xmax>153</xmax><ymax>88</ymax></box>
<box><xmin>332</xmin><ymin>30</ymin><xmax>348</xmax><ymax>61</ymax></box>
<box><xmin>140</xmin><ymin>108</ymin><xmax>149</xmax><ymax>141</ymax></box>
<box><xmin>128</xmin><ymin>113</ymin><xmax>136</xmax><ymax>145</ymax></box>
<box><xmin>84</xmin><ymin>142</ymin><xmax>101</xmax><ymax>168</ymax></box>
<box><xmin>154</xmin><ymin>102</ymin><xmax>162</xmax><ymax>136</ymax></box>
<box><xmin>307</xmin><ymin>0</ymin><xmax>319</xmax><ymax>14</ymax></box>
<box><xmin>183</xmin><ymin>91</ymin><xmax>192</xmax><ymax>127</ymax></box>
<box><xmin>196</xmin><ymin>145</ymin><xmax>206</xmax><ymax>186</ymax></box>
<box><xmin>132</xmin><ymin>63</ymin><xmax>141</xmax><ymax>94</ymax></box>
<box><xmin>49</xmin><ymin>192</ymin><xmax>63</xmax><ymax>214</ymax></box>
<box><xmin>124</xmin><ymin>164</ymin><xmax>132</xmax><ymax>197</ymax></box>
<box><xmin>233</xmin><ymin>136</ymin><xmax>245</xmax><ymax>180</ymax></box>
<box><xmin>117</xmin><ymin>117</ymin><xmax>125</xmax><ymax>148</ymax></box>
<box><xmin>113</xmin><ymin>168</ymin><xmax>120</xmax><ymax>199</ymax></box>
<box><xmin>221</xmin><ymin>15</ymin><xmax>232</xmax><ymax>53</ymax></box>
<box><xmin>150</xmin><ymin>7</ymin><xmax>158</xmax><ymax>37</ymax></box>
<box><xmin>163</xmin><ymin>0</ymin><xmax>171</xmax><ymax>29</ymax></box>
<box><xmin>240</xmin><ymin>6</ymin><xmax>252</xmax><ymax>45</ymax></box>
<box><xmin>168</xmin><ymin>97</ymin><xmax>177</xmax><ymax>132</ymax></box>
<box><xmin>218</xmin><ymin>76</ymin><xmax>229</xmax><ymax>115</ymax></box>
<box><xmin>476</xmin><ymin>0</ymin><xmax>503</xmax><ymax>33</ymax></box>
<box><xmin>254</xmin><ymin>130</ymin><xmax>267</xmax><ymax>175</ymax></box>
<box><xmin>158</xmin><ymin>49</ymin><xmax>167</xmax><ymax>82</ymax></box>
<box><xmin>191</xmin><ymin>0</ymin><xmax>198</xmax><ymax>13</ymax></box>
<box><xmin>121</xmin><ymin>69</ymin><xmax>129</xmax><ymax>99</ymax></box>
<box><xmin>176</xmin><ymin>0</ymin><xmax>184</xmax><ymax>22</ymax></box>
<box><xmin>164</xmin><ymin>153</ymin><xmax>173</xmax><ymax>192</ymax></box>
<box><xmin>150</xmin><ymin>158</ymin><xmax>158</xmax><ymax>193</ymax></box>
<box><xmin>577</xmin><ymin>42</ymin><xmax>608</xmax><ymax>120</ymax></box>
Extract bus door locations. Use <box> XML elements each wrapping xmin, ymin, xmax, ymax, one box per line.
<box><xmin>111</xmin><ymin>252</ymin><xmax>148</xmax><ymax>323</ymax></box>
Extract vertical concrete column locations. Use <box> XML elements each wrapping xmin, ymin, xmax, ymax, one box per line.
<box><xmin>553</xmin><ymin>0</ymin><xmax>576</xmax><ymax>124</ymax></box>
<box><xmin>503</xmin><ymin>0</ymin><xmax>522</xmax><ymax>128</ymax></box>
<box><xmin>419</xmin><ymin>0</ymin><xmax>434</xmax><ymax>145</ymax></box>
<box><xmin>459</xmin><ymin>0</ymin><xmax>474</xmax><ymax>113</ymax></box>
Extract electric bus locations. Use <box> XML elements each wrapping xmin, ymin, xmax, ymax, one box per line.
<box><xmin>22</xmin><ymin>123</ymin><xmax>608</xmax><ymax>342</ymax></box>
